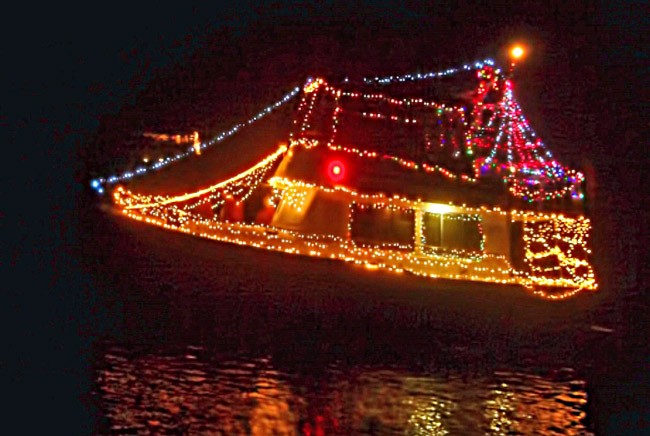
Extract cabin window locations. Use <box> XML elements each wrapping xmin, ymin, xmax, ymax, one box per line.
<box><xmin>422</xmin><ymin>212</ymin><xmax>483</xmax><ymax>252</ymax></box>
<box><xmin>350</xmin><ymin>204</ymin><xmax>414</xmax><ymax>249</ymax></box>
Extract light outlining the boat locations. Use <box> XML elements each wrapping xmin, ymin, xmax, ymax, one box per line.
<box><xmin>124</xmin><ymin>145</ymin><xmax>287</xmax><ymax>209</ymax></box>
<box><xmin>112</xmin><ymin>153</ymin><xmax>597</xmax><ymax>300</ymax></box>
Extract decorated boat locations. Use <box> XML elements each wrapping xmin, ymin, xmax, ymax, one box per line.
<box><xmin>94</xmin><ymin>50</ymin><xmax>597</xmax><ymax>300</ymax></box>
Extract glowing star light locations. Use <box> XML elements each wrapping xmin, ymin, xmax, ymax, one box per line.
<box><xmin>511</xmin><ymin>45</ymin><xmax>525</xmax><ymax>60</ymax></box>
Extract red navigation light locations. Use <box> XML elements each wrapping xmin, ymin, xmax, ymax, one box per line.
<box><xmin>327</xmin><ymin>160</ymin><xmax>346</xmax><ymax>182</ymax></box>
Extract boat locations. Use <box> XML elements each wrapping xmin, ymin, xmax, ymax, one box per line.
<box><xmin>97</xmin><ymin>51</ymin><xmax>598</xmax><ymax>300</ymax></box>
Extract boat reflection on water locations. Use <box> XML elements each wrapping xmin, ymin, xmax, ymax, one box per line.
<box><xmin>96</xmin><ymin>347</ymin><xmax>590</xmax><ymax>435</ymax></box>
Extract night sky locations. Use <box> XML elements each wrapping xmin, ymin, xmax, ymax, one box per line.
<box><xmin>2</xmin><ymin>1</ymin><xmax>646</xmax><ymax>432</ymax></box>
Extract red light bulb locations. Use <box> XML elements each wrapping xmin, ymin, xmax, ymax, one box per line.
<box><xmin>327</xmin><ymin>160</ymin><xmax>346</xmax><ymax>182</ymax></box>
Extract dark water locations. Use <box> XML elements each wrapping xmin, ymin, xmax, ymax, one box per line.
<box><xmin>96</xmin><ymin>349</ymin><xmax>589</xmax><ymax>435</ymax></box>
<box><xmin>81</xmin><ymin>204</ymin><xmax>648</xmax><ymax>434</ymax></box>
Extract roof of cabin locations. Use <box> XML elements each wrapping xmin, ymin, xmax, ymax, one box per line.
<box><xmin>274</xmin><ymin>145</ymin><xmax>587</xmax><ymax>215</ymax></box>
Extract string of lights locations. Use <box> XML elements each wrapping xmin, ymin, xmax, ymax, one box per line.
<box><xmin>476</xmin><ymin>79</ymin><xmax>585</xmax><ymax>201</ymax></box>
<box><xmin>520</xmin><ymin>215</ymin><xmax>596</xmax><ymax>290</ymax></box>
<box><xmin>90</xmin><ymin>86</ymin><xmax>300</xmax><ymax>194</ymax></box>
<box><xmin>115</xmin><ymin>145</ymin><xmax>287</xmax><ymax>210</ymax></box>
<box><xmin>363</xmin><ymin>59</ymin><xmax>496</xmax><ymax>84</ymax></box>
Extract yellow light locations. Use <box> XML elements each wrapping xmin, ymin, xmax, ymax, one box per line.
<box><xmin>511</xmin><ymin>45</ymin><xmax>524</xmax><ymax>60</ymax></box>
<box><xmin>332</xmin><ymin>165</ymin><xmax>341</xmax><ymax>175</ymax></box>
<box><xmin>425</xmin><ymin>203</ymin><xmax>454</xmax><ymax>214</ymax></box>
<box><xmin>193</xmin><ymin>131</ymin><xmax>201</xmax><ymax>155</ymax></box>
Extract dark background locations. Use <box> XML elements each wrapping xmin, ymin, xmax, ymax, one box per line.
<box><xmin>2</xmin><ymin>1</ymin><xmax>646</xmax><ymax>432</ymax></box>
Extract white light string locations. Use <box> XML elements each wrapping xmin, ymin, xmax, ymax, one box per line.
<box><xmin>363</xmin><ymin>59</ymin><xmax>496</xmax><ymax>84</ymax></box>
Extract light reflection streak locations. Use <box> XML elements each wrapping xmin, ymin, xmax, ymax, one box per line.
<box><xmin>96</xmin><ymin>351</ymin><xmax>591</xmax><ymax>434</ymax></box>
